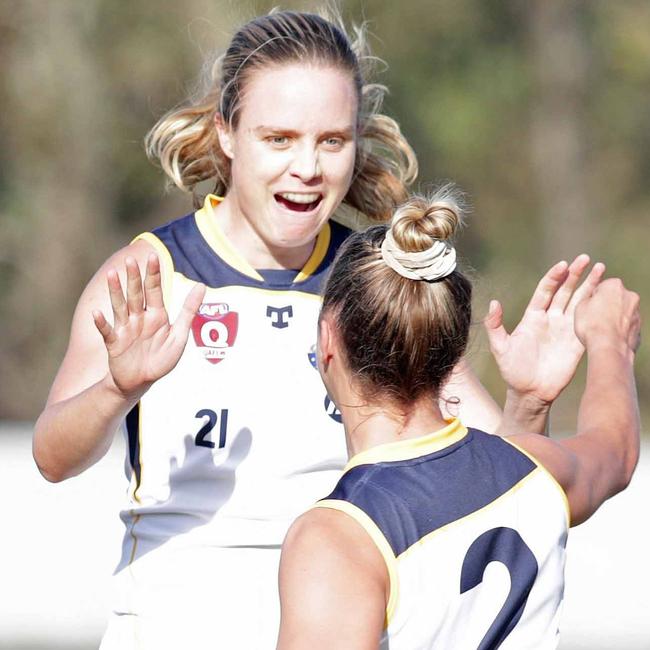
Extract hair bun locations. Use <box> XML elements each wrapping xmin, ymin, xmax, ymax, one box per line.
<box><xmin>390</xmin><ymin>185</ymin><xmax>465</xmax><ymax>253</ymax></box>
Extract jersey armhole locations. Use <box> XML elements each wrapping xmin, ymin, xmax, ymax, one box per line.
<box><xmin>502</xmin><ymin>437</ymin><xmax>571</xmax><ymax>529</ymax></box>
<box><xmin>312</xmin><ymin>499</ymin><xmax>400</xmax><ymax>627</ymax></box>
<box><xmin>132</xmin><ymin>232</ymin><xmax>175</xmax><ymax>308</ymax></box>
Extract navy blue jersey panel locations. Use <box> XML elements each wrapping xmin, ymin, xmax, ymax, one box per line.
<box><xmin>258</xmin><ymin>268</ymin><xmax>302</xmax><ymax>287</ymax></box>
<box><xmin>324</xmin><ymin>429</ymin><xmax>537</xmax><ymax>556</ymax></box>
<box><xmin>152</xmin><ymin>214</ymin><xmax>260</xmax><ymax>288</ymax></box>
<box><xmin>152</xmin><ymin>215</ymin><xmax>351</xmax><ymax>294</ymax></box>
<box><xmin>125</xmin><ymin>402</ymin><xmax>141</xmax><ymax>488</ymax></box>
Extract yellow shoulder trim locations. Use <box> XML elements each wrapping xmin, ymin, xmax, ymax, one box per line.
<box><xmin>131</xmin><ymin>232</ymin><xmax>174</xmax><ymax>308</ymax></box>
<box><xmin>195</xmin><ymin>195</ymin><xmax>265</xmax><ymax>282</ymax></box>
<box><xmin>396</xmin><ymin>467</ymin><xmax>557</xmax><ymax>562</ymax></box>
<box><xmin>344</xmin><ymin>419</ymin><xmax>468</xmax><ymax>472</ymax></box>
<box><xmin>313</xmin><ymin>499</ymin><xmax>399</xmax><ymax>627</ymax></box>
<box><xmin>502</xmin><ymin>437</ymin><xmax>572</xmax><ymax>528</ymax></box>
<box><xmin>294</xmin><ymin>222</ymin><xmax>331</xmax><ymax>283</ymax></box>
<box><xmin>197</xmin><ymin>194</ymin><xmax>332</xmax><ymax>284</ymax></box>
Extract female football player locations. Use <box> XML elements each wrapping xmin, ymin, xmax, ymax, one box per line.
<box><xmin>277</xmin><ymin>190</ymin><xmax>640</xmax><ymax>649</ymax></box>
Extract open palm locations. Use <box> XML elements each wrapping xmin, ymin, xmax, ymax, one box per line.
<box><xmin>485</xmin><ymin>255</ymin><xmax>605</xmax><ymax>404</ymax></box>
<box><xmin>93</xmin><ymin>254</ymin><xmax>205</xmax><ymax>400</ymax></box>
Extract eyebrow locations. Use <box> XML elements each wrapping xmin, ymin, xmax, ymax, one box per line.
<box><xmin>253</xmin><ymin>126</ymin><xmax>356</xmax><ymax>138</ymax></box>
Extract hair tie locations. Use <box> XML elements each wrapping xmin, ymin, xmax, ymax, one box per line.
<box><xmin>380</xmin><ymin>229</ymin><xmax>457</xmax><ymax>281</ymax></box>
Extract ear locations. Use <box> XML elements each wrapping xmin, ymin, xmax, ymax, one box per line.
<box><xmin>317</xmin><ymin>315</ymin><xmax>335</xmax><ymax>373</ymax></box>
<box><xmin>215</xmin><ymin>113</ymin><xmax>235</xmax><ymax>160</ymax></box>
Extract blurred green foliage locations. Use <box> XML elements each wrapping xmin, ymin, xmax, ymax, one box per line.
<box><xmin>0</xmin><ymin>0</ymin><xmax>647</xmax><ymax>427</ymax></box>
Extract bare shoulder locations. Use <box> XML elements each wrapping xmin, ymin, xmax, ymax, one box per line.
<box><xmin>281</xmin><ymin>506</ymin><xmax>387</xmax><ymax>592</ymax></box>
<box><xmin>283</xmin><ymin>506</ymin><xmax>380</xmax><ymax>561</ymax></box>
<box><xmin>278</xmin><ymin>507</ymin><xmax>388</xmax><ymax>650</ymax></box>
<box><xmin>507</xmin><ymin>433</ymin><xmax>577</xmax><ymax>487</ymax></box>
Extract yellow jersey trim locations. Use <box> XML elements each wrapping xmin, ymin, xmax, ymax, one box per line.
<box><xmin>196</xmin><ymin>195</ymin><xmax>265</xmax><ymax>282</ymax></box>
<box><xmin>127</xmin><ymin>512</ymin><xmax>141</xmax><ymax>565</ymax></box>
<box><xmin>133</xmin><ymin>232</ymin><xmax>175</xmax><ymax>308</ymax></box>
<box><xmin>502</xmin><ymin>437</ymin><xmax>571</xmax><ymax>528</ymax></box>
<box><xmin>294</xmin><ymin>222</ymin><xmax>331</xmax><ymax>283</ymax></box>
<box><xmin>396</xmin><ymin>467</ymin><xmax>561</xmax><ymax>562</ymax></box>
<box><xmin>344</xmin><ymin>419</ymin><xmax>468</xmax><ymax>472</ymax></box>
<box><xmin>197</xmin><ymin>194</ymin><xmax>332</xmax><ymax>284</ymax></box>
<box><xmin>313</xmin><ymin>499</ymin><xmax>399</xmax><ymax>627</ymax></box>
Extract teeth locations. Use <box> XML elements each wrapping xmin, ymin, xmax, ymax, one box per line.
<box><xmin>277</xmin><ymin>192</ymin><xmax>321</xmax><ymax>204</ymax></box>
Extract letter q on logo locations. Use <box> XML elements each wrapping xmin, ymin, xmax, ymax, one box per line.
<box><xmin>200</xmin><ymin>320</ymin><xmax>229</xmax><ymax>348</ymax></box>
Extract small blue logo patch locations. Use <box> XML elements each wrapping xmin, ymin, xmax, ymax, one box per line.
<box><xmin>308</xmin><ymin>344</ymin><xmax>318</xmax><ymax>370</ymax></box>
<box><xmin>324</xmin><ymin>395</ymin><xmax>342</xmax><ymax>423</ymax></box>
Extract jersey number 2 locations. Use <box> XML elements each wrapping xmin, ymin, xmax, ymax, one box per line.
<box><xmin>194</xmin><ymin>408</ymin><xmax>229</xmax><ymax>449</ymax></box>
<box><xmin>460</xmin><ymin>527</ymin><xmax>538</xmax><ymax>649</ymax></box>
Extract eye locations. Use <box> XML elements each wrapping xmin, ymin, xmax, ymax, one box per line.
<box><xmin>267</xmin><ymin>135</ymin><xmax>289</xmax><ymax>147</ymax></box>
<box><xmin>322</xmin><ymin>137</ymin><xmax>345</xmax><ymax>150</ymax></box>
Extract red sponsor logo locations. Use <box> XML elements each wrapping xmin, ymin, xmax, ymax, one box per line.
<box><xmin>191</xmin><ymin>303</ymin><xmax>238</xmax><ymax>365</ymax></box>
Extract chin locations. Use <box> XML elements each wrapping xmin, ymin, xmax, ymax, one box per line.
<box><xmin>274</xmin><ymin>218</ymin><xmax>328</xmax><ymax>246</ymax></box>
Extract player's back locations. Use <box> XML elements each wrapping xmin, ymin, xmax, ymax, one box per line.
<box><xmin>316</xmin><ymin>419</ymin><xmax>569</xmax><ymax>650</ymax></box>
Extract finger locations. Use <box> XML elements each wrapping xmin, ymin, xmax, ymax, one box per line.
<box><xmin>173</xmin><ymin>282</ymin><xmax>206</xmax><ymax>334</ymax></box>
<box><xmin>484</xmin><ymin>300</ymin><xmax>508</xmax><ymax>355</ymax></box>
<box><xmin>526</xmin><ymin>261</ymin><xmax>569</xmax><ymax>312</ymax></box>
<box><xmin>93</xmin><ymin>309</ymin><xmax>117</xmax><ymax>346</ymax></box>
<box><xmin>125</xmin><ymin>257</ymin><xmax>145</xmax><ymax>315</ymax></box>
<box><xmin>566</xmin><ymin>261</ymin><xmax>606</xmax><ymax>314</ymax></box>
<box><xmin>107</xmin><ymin>269</ymin><xmax>128</xmax><ymax>326</ymax></box>
<box><xmin>144</xmin><ymin>253</ymin><xmax>165</xmax><ymax>311</ymax></box>
<box><xmin>549</xmin><ymin>254</ymin><xmax>590</xmax><ymax>312</ymax></box>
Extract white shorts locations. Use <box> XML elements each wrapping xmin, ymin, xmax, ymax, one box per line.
<box><xmin>99</xmin><ymin>545</ymin><xmax>282</xmax><ymax>650</ymax></box>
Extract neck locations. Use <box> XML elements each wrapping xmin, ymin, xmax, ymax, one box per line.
<box><xmin>217</xmin><ymin>193</ymin><xmax>316</xmax><ymax>270</ymax></box>
<box><xmin>339</xmin><ymin>393</ymin><xmax>449</xmax><ymax>458</ymax></box>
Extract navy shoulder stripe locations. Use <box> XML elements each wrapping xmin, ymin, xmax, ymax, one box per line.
<box><xmin>151</xmin><ymin>215</ymin><xmax>352</xmax><ymax>293</ymax></box>
<box><xmin>324</xmin><ymin>429</ymin><xmax>536</xmax><ymax>556</ymax></box>
<box><xmin>152</xmin><ymin>213</ymin><xmax>258</xmax><ymax>288</ymax></box>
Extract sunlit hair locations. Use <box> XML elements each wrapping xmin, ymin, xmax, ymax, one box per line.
<box><xmin>145</xmin><ymin>7</ymin><xmax>417</xmax><ymax>218</ymax></box>
<box><xmin>321</xmin><ymin>185</ymin><xmax>472</xmax><ymax>406</ymax></box>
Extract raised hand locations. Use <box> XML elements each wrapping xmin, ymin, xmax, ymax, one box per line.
<box><xmin>485</xmin><ymin>254</ymin><xmax>605</xmax><ymax>405</ymax></box>
<box><xmin>575</xmin><ymin>278</ymin><xmax>641</xmax><ymax>355</ymax></box>
<box><xmin>93</xmin><ymin>253</ymin><xmax>205</xmax><ymax>400</ymax></box>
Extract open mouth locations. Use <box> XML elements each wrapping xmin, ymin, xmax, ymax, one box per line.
<box><xmin>274</xmin><ymin>192</ymin><xmax>323</xmax><ymax>213</ymax></box>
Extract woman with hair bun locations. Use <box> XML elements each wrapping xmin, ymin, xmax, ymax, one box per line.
<box><xmin>277</xmin><ymin>189</ymin><xmax>641</xmax><ymax>649</ymax></box>
<box><xmin>32</xmin><ymin>9</ymin><xmax>510</xmax><ymax>649</ymax></box>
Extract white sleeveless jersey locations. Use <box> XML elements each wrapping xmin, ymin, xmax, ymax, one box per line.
<box><xmin>118</xmin><ymin>195</ymin><xmax>349</xmax><ymax>566</ymax></box>
<box><xmin>316</xmin><ymin>420</ymin><xmax>569</xmax><ymax>650</ymax></box>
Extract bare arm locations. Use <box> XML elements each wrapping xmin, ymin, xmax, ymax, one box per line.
<box><xmin>277</xmin><ymin>508</ymin><xmax>388</xmax><ymax>650</ymax></box>
<box><xmin>511</xmin><ymin>278</ymin><xmax>640</xmax><ymax>525</ymax></box>
<box><xmin>33</xmin><ymin>240</ymin><xmax>204</xmax><ymax>482</ymax></box>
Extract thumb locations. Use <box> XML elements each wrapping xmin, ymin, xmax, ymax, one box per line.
<box><xmin>174</xmin><ymin>282</ymin><xmax>206</xmax><ymax>333</ymax></box>
<box><xmin>484</xmin><ymin>300</ymin><xmax>508</xmax><ymax>355</ymax></box>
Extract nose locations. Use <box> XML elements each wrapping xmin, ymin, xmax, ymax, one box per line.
<box><xmin>289</xmin><ymin>143</ymin><xmax>321</xmax><ymax>182</ymax></box>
